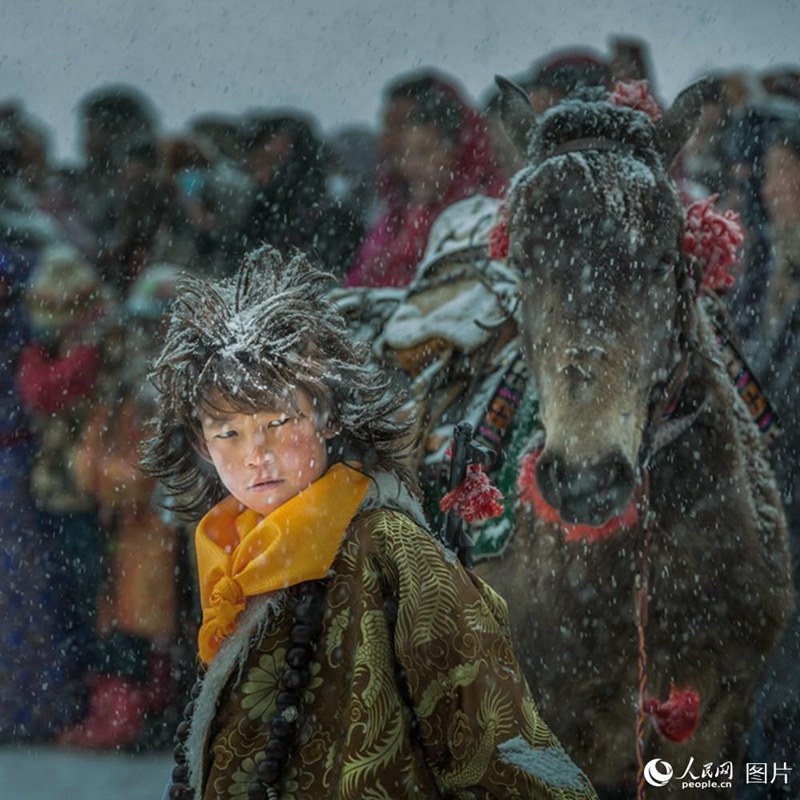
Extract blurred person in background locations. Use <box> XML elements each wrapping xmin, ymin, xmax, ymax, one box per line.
<box><xmin>761</xmin><ymin>116</ymin><xmax>800</xmax><ymax>335</ymax></box>
<box><xmin>516</xmin><ymin>49</ymin><xmax>608</xmax><ymax>114</ymax></box>
<box><xmin>98</xmin><ymin>133</ymin><xmax>173</xmax><ymax>293</ymax></box>
<box><xmin>15</xmin><ymin>244</ymin><xmax>114</xmax><ymax>737</ymax></box>
<box><xmin>0</xmin><ymin>246</ymin><xmax>88</xmax><ymax>741</ymax></box>
<box><xmin>325</xmin><ymin>125</ymin><xmax>379</xmax><ymax>233</ymax></box>
<box><xmin>238</xmin><ymin>112</ymin><xmax>362</xmax><ymax>276</ymax></box>
<box><xmin>67</xmin><ymin>85</ymin><xmax>163</xmax><ymax>288</ymax></box>
<box><xmin>607</xmin><ymin>35</ymin><xmax>655</xmax><ymax>86</ymax></box>
<box><xmin>761</xmin><ymin>67</ymin><xmax>800</xmax><ymax>107</ymax></box>
<box><xmin>739</xmin><ymin>106</ymin><xmax>800</xmax><ymax>800</ymax></box>
<box><xmin>151</xmin><ymin>136</ymin><xmax>249</xmax><ymax>278</ymax></box>
<box><xmin>345</xmin><ymin>70</ymin><xmax>504</xmax><ymax>288</ymax></box>
<box><xmin>0</xmin><ymin>105</ymin><xmax>66</xmax><ymax>252</ymax></box>
<box><xmin>182</xmin><ymin>115</ymin><xmax>256</xmax><ymax>273</ymax></box>
<box><xmin>59</xmin><ymin>264</ymin><xmax>185</xmax><ymax>750</ymax></box>
<box><xmin>189</xmin><ymin>113</ymin><xmax>248</xmax><ymax>171</ymax></box>
<box><xmin>723</xmin><ymin>72</ymin><xmax>800</xmax><ymax>352</ymax></box>
<box><xmin>0</xmin><ymin>102</ymin><xmax>95</xmax><ymax>256</ymax></box>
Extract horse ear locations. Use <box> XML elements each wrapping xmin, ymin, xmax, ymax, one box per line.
<box><xmin>495</xmin><ymin>75</ymin><xmax>537</xmax><ymax>158</ymax></box>
<box><xmin>654</xmin><ymin>78</ymin><xmax>717</xmax><ymax>164</ymax></box>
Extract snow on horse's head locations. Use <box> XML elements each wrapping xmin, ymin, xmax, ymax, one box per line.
<box><xmin>496</xmin><ymin>77</ymin><xmax>708</xmax><ymax>526</ymax></box>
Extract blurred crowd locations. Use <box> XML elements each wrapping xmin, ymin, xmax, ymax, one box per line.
<box><xmin>1</xmin><ymin>35</ymin><xmax>799</xmax><ymax>761</ymax></box>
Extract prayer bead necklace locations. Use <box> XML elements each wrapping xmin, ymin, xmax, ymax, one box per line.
<box><xmin>167</xmin><ymin>580</ymin><xmax>327</xmax><ymax>800</ymax></box>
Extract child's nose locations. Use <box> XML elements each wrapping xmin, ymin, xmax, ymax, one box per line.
<box><xmin>245</xmin><ymin>436</ymin><xmax>274</xmax><ymax>467</ymax></box>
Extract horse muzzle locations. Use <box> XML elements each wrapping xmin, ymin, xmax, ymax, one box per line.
<box><xmin>535</xmin><ymin>447</ymin><xmax>636</xmax><ymax>526</ymax></box>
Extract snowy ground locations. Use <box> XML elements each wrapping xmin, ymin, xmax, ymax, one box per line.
<box><xmin>0</xmin><ymin>745</ymin><xmax>171</xmax><ymax>799</ymax></box>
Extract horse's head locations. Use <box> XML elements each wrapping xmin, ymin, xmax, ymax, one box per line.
<box><xmin>497</xmin><ymin>78</ymin><xmax>709</xmax><ymax>526</ymax></box>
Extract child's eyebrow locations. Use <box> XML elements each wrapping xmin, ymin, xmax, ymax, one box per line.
<box><xmin>202</xmin><ymin>414</ymin><xmax>233</xmax><ymax>427</ymax></box>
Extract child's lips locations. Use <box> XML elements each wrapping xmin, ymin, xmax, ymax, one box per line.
<box><xmin>248</xmin><ymin>478</ymin><xmax>284</xmax><ymax>492</ymax></box>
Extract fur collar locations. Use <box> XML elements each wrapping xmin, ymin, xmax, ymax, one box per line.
<box><xmin>360</xmin><ymin>469</ymin><xmax>428</xmax><ymax>529</ymax></box>
<box><xmin>186</xmin><ymin>592</ymin><xmax>287</xmax><ymax>796</ymax></box>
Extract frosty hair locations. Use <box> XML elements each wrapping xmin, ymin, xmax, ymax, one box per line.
<box><xmin>142</xmin><ymin>246</ymin><xmax>413</xmax><ymax>519</ymax></box>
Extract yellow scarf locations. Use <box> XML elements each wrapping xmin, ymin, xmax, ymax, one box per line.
<box><xmin>195</xmin><ymin>463</ymin><xmax>370</xmax><ymax>663</ymax></box>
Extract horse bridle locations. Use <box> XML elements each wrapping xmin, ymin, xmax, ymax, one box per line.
<box><xmin>549</xmin><ymin>137</ymin><xmax>636</xmax><ymax>157</ymax></box>
<box><xmin>533</xmin><ymin>134</ymin><xmax>707</xmax><ymax>468</ymax></box>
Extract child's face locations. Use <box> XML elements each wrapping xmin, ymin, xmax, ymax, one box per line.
<box><xmin>199</xmin><ymin>392</ymin><xmax>331</xmax><ymax>517</ymax></box>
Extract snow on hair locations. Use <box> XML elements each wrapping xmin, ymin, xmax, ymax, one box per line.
<box><xmin>142</xmin><ymin>245</ymin><xmax>413</xmax><ymax>520</ymax></box>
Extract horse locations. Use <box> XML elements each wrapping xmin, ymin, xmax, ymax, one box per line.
<box><xmin>474</xmin><ymin>78</ymin><xmax>794</xmax><ymax>798</ymax></box>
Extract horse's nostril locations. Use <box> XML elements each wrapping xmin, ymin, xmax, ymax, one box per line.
<box><xmin>535</xmin><ymin>451</ymin><xmax>562</xmax><ymax>508</ymax></box>
<box><xmin>600</xmin><ymin>454</ymin><xmax>633</xmax><ymax>494</ymax></box>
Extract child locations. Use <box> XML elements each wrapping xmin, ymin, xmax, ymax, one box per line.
<box><xmin>145</xmin><ymin>246</ymin><xmax>596</xmax><ymax>800</ymax></box>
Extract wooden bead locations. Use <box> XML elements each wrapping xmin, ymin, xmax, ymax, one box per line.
<box><xmin>295</xmin><ymin>600</ymin><xmax>322</xmax><ymax>623</ymax></box>
<box><xmin>282</xmin><ymin>667</ymin><xmax>309</xmax><ymax>690</ymax></box>
<box><xmin>169</xmin><ymin>784</ymin><xmax>192</xmax><ymax>800</ymax></box>
<box><xmin>270</xmin><ymin>716</ymin><xmax>291</xmax><ymax>739</ymax></box>
<box><xmin>294</xmin><ymin>598</ymin><xmax>314</xmax><ymax>619</ymax></box>
<box><xmin>183</xmin><ymin>700</ymin><xmax>195</xmax><ymax>718</ymax></box>
<box><xmin>175</xmin><ymin>720</ymin><xmax>191</xmax><ymax>741</ymax></box>
<box><xmin>247</xmin><ymin>780</ymin><xmax>267</xmax><ymax>800</ymax></box>
<box><xmin>171</xmin><ymin>763</ymin><xmax>189</xmax><ymax>783</ymax></box>
<box><xmin>255</xmin><ymin>756</ymin><xmax>281</xmax><ymax>784</ymax></box>
<box><xmin>289</xmin><ymin>624</ymin><xmax>314</xmax><ymax>645</ymax></box>
<box><xmin>265</xmin><ymin>738</ymin><xmax>288</xmax><ymax>760</ymax></box>
<box><xmin>286</xmin><ymin>646</ymin><xmax>311</xmax><ymax>668</ymax></box>
<box><xmin>173</xmin><ymin>743</ymin><xmax>187</xmax><ymax>763</ymax></box>
<box><xmin>275</xmin><ymin>690</ymin><xmax>297</xmax><ymax>711</ymax></box>
<box><xmin>191</xmin><ymin>680</ymin><xmax>203</xmax><ymax>699</ymax></box>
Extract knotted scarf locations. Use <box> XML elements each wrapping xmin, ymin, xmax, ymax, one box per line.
<box><xmin>194</xmin><ymin>463</ymin><xmax>370</xmax><ymax>663</ymax></box>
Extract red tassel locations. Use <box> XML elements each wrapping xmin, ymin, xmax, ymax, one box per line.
<box><xmin>609</xmin><ymin>80</ymin><xmax>663</xmax><ymax>122</ymax></box>
<box><xmin>644</xmin><ymin>685</ymin><xmax>700</xmax><ymax>743</ymax></box>
<box><xmin>518</xmin><ymin>449</ymin><xmax>639</xmax><ymax>543</ymax></box>
<box><xmin>682</xmin><ymin>194</ymin><xmax>744</xmax><ymax>293</ymax></box>
<box><xmin>440</xmin><ymin>464</ymin><xmax>504</xmax><ymax>522</ymax></box>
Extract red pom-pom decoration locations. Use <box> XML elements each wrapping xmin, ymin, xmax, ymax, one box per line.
<box><xmin>440</xmin><ymin>464</ymin><xmax>504</xmax><ymax>523</ymax></box>
<box><xmin>488</xmin><ymin>209</ymin><xmax>510</xmax><ymax>261</ymax></box>
<box><xmin>644</xmin><ymin>685</ymin><xmax>700</xmax><ymax>743</ymax></box>
<box><xmin>682</xmin><ymin>194</ymin><xmax>744</xmax><ymax>293</ymax></box>
<box><xmin>518</xmin><ymin>449</ymin><xmax>639</xmax><ymax>543</ymax></box>
<box><xmin>609</xmin><ymin>80</ymin><xmax>663</xmax><ymax>122</ymax></box>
